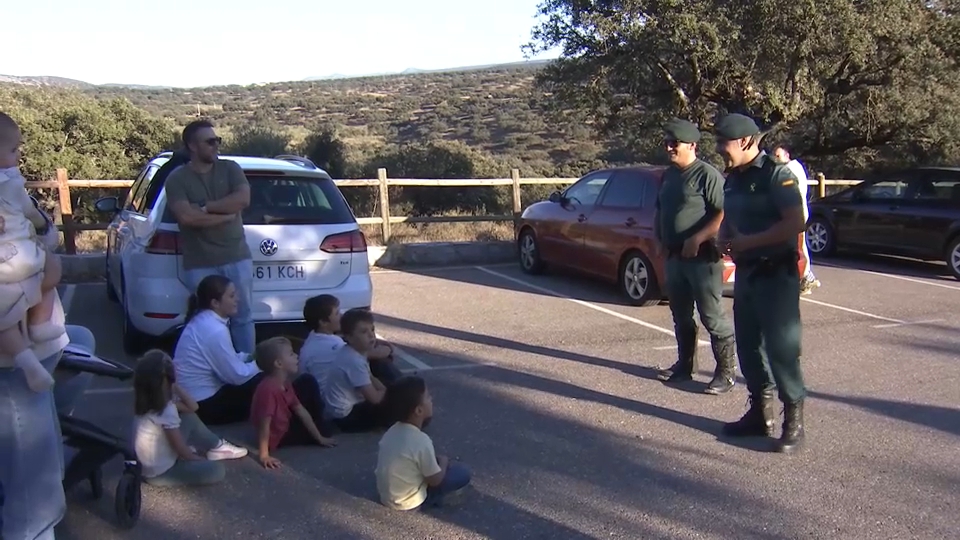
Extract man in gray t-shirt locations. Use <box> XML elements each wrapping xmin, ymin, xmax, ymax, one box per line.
<box><xmin>164</xmin><ymin>120</ymin><xmax>255</xmax><ymax>353</ymax></box>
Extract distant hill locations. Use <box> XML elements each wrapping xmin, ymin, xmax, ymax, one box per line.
<box><xmin>0</xmin><ymin>74</ymin><xmax>93</xmax><ymax>88</ymax></box>
<box><xmin>1</xmin><ymin>59</ymin><xmax>556</xmax><ymax>89</ymax></box>
<box><xmin>301</xmin><ymin>59</ymin><xmax>551</xmax><ymax>81</ymax></box>
<box><xmin>83</xmin><ymin>60</ymin><xmax>609</xmax><ymax>178</ymax></box>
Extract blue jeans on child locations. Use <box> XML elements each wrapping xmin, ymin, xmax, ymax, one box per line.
<box><xmin>182</xmin><ymin>258</ymin><xmax>255</xmax><ymax>354</ymax></box>
<box><xmin>422</xmin><ymin>462</ymin><xmax>472</xmax><ymax>508</ymax></box>
<box><xmin>144</xmin><ymin>413</ymin><xmax>225</xmax><ymax>487</ymax></box>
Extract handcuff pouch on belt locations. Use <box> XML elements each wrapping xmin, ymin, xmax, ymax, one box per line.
<box><xmin>666</xmin><ymin>240</ymin><xmax>722</xmax><ymax>263</ymax></box>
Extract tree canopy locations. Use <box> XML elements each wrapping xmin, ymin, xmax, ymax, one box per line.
<box><xmin>525</xmin><ymin>0</ymin><xmax>960</xmax><ymax>173</ymax></box>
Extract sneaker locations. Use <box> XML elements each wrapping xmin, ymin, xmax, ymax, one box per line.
<box><xmin>800</xmin><ymin>275</ymin><xmax>821</xmax><ymax>295</ymax></box>
<box><xmin>206</xmin><ymin>440</ymin><xmax>248</xmax><ymax>461</ymax></box>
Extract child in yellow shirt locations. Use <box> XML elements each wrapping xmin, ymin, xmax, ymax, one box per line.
<box><xmin>374</xmin><ymin>376</ymin><xmax>471</xmax><ymax>510</ymax></box>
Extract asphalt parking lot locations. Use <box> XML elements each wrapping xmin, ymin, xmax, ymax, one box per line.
<box><xmin>54</xmin><ymin>253</ymin><xmax>959</xmax><ymax>540</ymax></box>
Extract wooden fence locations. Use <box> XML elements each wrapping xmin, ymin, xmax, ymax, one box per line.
<box><xmin>26</xmin><ymin>168</ymin><xmax>859</xmax><ymax>254</ymax></box>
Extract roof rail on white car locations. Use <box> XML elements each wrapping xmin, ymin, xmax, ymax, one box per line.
<box><xmin>273</xmin><ymin>154</ymin><xmax>319</xmax><ymax>169</ymax></box>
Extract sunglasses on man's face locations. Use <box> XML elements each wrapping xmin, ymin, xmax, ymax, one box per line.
<box><xmin>664</xmin><ymin>139</ymin><xmax>680</xmax><ymax>148</ymax></box>
<box><xmin>203</xmin><ymin>136</ymin><xmax>222</xmax><ymax>146</ymax></box>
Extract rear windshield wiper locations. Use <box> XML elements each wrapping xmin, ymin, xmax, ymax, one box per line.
<box><xmin>259</xmin><ymin>215</ymin><xmax>324</xmax><ymax>224</ymax></box>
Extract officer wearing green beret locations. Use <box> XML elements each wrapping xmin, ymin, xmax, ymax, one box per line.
<box><xmin>654</xmin><ymin>119</ymin><xmax>737</xmax><ymax>395</ymax></box>
<box><xmin>713</xmin><ymin>113</ymin><xmax>807</xmax><ymax>454</ymax></box>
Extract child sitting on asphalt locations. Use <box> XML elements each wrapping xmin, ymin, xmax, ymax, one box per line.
<box><xmin>300</xmin><ymin>294</ymin><xmax>402</xmax><ymax>385</ymax></box>
<box><xmin>132</xmin><ymin>349</ymin><xmax>248</xmax><ymax>487</ymax></box>
<box><xmin>375</xmin><ymin>376</ymin><xmax>471</xmax><ymax>510</ymax></box>
<box><xmin>250</xmin><ymin>336</ymin><xmax>337</xmax><ymax>470</ymax></box>
<box><xmin>306</xmin><ymin>307</ymin><xmax>395</xmax><ymax>433</ymax></box>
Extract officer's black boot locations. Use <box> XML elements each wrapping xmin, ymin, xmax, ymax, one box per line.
<box><xmin>774</xmin><ymin>399</ymin><xmax>805</xmax><ymax>453</ymax></box>
<box><xmin>721</xmin><ymin>387</ymin><xmax>775</xmax><ymax>437</ymax></box>
<box><xmin>704</xmin><ymin>335</ymin><xmax>736</xmax><ymax>395</ymax></box>
<box><xmin>658</xmin><ymin>326</ymin><xmax>698</xmax><ymax>383</ymax></box>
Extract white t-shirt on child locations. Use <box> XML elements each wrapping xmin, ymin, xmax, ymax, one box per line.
<box><xmin>133</xmin><ymin>401</ymin><xmax>181</xmax><ymax>478</ymax></box>
<box><xmin>304</xmin><ymin>341</ymin><xmax>371</xmax><ymax>420</ymax></box>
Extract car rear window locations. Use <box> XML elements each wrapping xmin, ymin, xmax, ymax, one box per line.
<box><xmin>242</xmin><ymin>174</ymin><xmax>356</xmax><ymax>225</ymax></box>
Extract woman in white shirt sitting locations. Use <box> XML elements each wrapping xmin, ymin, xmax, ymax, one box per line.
<box><xmin>173</xmin><ymin>274</ymin><xmax>264</xmax><ymax>425</ymax></box>
<box><xmin>174</xmin><ymin>274</ymin><xmax>332</xmax><ymax>430</ymax></box>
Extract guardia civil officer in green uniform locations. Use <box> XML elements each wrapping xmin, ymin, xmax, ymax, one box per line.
<box><xmin>654</xmin><ymin>119</ymin><xmax>737</xmax><ymax>395</ymax></box>
<box><xmin>713</xmin><ymin>113</ymin><xmax>807</xmax><ymax>454</ymax></box>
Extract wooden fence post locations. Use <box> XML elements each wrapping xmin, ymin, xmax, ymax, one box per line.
<box><xmin>816</xmin><ymin>172</ymin><xmax>826</xmax><ymax>199</ymax></box>
<box><xmin>56</xmin><ymin>168</ymin><xmax>76</xmax><ymax>254</ymax></box>
<box><xmin>377</xmin><ymin>168</ymin><xmax>391</xmax><ymax>243</ymax></box>
<box><xmin>511</xmin><ymin>169</ymin><xmax>522</xmax><ymax>214</ymax></box>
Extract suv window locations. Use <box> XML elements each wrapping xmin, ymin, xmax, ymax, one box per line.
<box><xmin>242</xmin><ymin>174</ymin><xmax>356</xmax><ymax>225</ymax></box>
<box><xmin>859</xmin><ymin>179</ymin><xmax>908</xmax><ymax>200</ymax></box>
<box><xmin>598</xmin><ymin>171</ymin><xmax>650</xmax><ymax>209</ymax></box>
<box><xmin>564</xmin><ymin>171</ymin><xmax>612</xmax><ymax>206</ymax></box>
<box><xmin>124</xmin><ymin>164</ymin><xmax>155</xmax><ymax>213</ymax></box>
<box><xmin>909</xmin><ymin>171</ymin><xmax>960</xmax><ymax>202</ymax></box>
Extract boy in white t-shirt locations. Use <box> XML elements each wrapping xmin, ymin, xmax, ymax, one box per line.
<box><xmin>376</xmin><ymin>376</ymin><xmax>471</xmax><ymax>510</ymax></box>
<box><xmin>299</xmin><ymin>294</ymin><xmax>401</xmax><ymax>387</ymax></box>
<box><xmin>302</xmin><ymin>306</ymin><xmax>397</xmax><ymax>433</ymax></box>
<box><xmin>0</xmin><ymin>113</ymin><xmax>64</xmax><ymax>392</ymax></box>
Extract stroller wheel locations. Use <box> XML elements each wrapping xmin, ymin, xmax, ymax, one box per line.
<box><xmin>89</xmin><ymin>468</ymin><xmax>104</xmax><ymax>500</ymax></box>
<box><xmin>114</xmin><ymin>471</ymin><xmax>141</xmax><ymax>529</ymax></box>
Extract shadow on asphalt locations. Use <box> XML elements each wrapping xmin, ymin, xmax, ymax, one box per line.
<box><xmin>59</xmin><ymin>342</ymin><xmax>798</xmax><ymax>539</ymax></box>
<box><xmin>810</xmin><ymin>391</ymin><xmax>960</xmax><ymax>439</ymax></box>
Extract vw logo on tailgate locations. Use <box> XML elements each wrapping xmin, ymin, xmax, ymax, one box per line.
<box><xmin>259</xmin><ymin>239</ymin><xmax>278</xmax><ymax>257</ymax></box>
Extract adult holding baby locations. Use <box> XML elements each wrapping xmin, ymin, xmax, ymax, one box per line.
<box><xmin>0</xmin><ymin>111</ymin><xmax>72</xmax><ymax>540</ymax></box>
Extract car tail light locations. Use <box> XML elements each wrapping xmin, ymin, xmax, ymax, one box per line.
<box><xmin>145</xmin><ymin>231</ymin><xmax>181</xmax><ymax>255</ymax></box>
<box><xmin>320</xmin><ymin>230</ymin><xmax>367</xmax><ymax>253</ymax></box>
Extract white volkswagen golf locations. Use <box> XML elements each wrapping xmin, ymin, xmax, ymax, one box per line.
<box><xmin>96</xmin><ymin>152</ymin><xmax>373</xmax><ymax>354</ymax></box>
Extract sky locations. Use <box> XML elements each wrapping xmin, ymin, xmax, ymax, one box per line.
<box><xmin>5</xmin><ymin>0</ymin><xmax>559</xmax><ymax>88</ymax></box>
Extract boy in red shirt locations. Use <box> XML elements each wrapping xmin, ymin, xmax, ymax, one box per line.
<box><xmin>250</xmin><ymin>336</ymin><xmax>337</xmax><ymax>470</ymax></box>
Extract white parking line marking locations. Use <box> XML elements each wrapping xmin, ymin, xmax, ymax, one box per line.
<box><xmin>61</xmin><ymin>284</ymin><xmax>76</xmax><ymax>314</ymax></box>
<box><xmin>371</xmin><ymin>262</ymin><xmax>514</xmax><ymax>275</ymax></box>
<box><xmin>818</xmin><ymin>262</ymin><xmax>960</xmax><ymax>291</ymax></box>
<box><xmin>799</xmin><ymin>297</ymin><xmax>905</xmax><ymax>324</ymax></box>
<box><xmin>475</xmin><ymin>267</ymin><xmax>710</xmax><ymax>346</ymax></box>
<box><xmin>652</xmin><ymin>344</ymin><xmax>709</xmax><ymax>351</ymax></box>
<box><xmin>378</xmin><ymin>333</ymin><xmax>432</xmax><ymax>371</ymax></box>
<box><xmin>401</xmin><ymin>362</ymin><xmax>497</xmax><ymax>373</ymax></box>
<box><xmin>870</xmin><ymin>319</ymin><xmax>943</xmax><ymax>329</ymax></box>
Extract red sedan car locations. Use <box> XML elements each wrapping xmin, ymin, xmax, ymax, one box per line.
<box><xmin>515</xmin><ymin>166</ymin><xmax>803</xmax><ymax>306</ymax></box>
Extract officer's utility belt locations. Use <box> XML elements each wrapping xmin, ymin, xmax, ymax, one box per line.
<box><xmin>667</xmin><ymin>241</ymin><xmax>721</xmax><ymax>263</ymax></box>
<box><xmin>734</xmin><ymin>250</ymin><xmax>798</xmax><ymax>280</ymax></box>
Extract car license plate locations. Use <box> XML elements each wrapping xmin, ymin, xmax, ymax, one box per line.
<box><xmin>253</xmin><ymin>265</ymin><xmax>306</xmax><ymax>280</ymax></box>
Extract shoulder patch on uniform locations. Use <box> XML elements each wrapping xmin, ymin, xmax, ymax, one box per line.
<box><xmin>781</xmin><ymin>179</ymin><xmax>795</xmax><ymax>187</ymax></box>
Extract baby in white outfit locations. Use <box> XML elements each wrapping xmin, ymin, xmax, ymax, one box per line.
<box><xmin>0</xmin><ymin>112</ymin><xmax>64</xmax><ymax>392</ymax></box>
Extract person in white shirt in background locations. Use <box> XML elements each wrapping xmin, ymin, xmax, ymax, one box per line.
<box><xmin>773</xmin><ymin>145</ymin><xmax>821</xmax><ymax>295</ymax></box>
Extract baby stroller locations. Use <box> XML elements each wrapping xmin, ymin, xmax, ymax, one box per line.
<box><xmin>57</xmin><ymin>344</ymin><xmax>142</xmax><ymax>529</ymax></box>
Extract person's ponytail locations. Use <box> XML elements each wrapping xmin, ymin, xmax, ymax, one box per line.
<box><xmin>183</xmin><ymin>274</ymin><xmax>232</xmax><ymax>325</ymax></box>
<box><xmin>185</xmin><ymin>294</ymin><xmax>200</xmax><ymax>324</ymax></box>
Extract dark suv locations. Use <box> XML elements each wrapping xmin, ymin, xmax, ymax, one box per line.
<box><xmin>806</xmin><ymin>166</ymin><xmax>960</xmax><ymax>279</ymax></box>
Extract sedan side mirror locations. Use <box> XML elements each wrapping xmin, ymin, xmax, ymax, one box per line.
<box><xmin>548</xmin><ymin>191</ymin><xmax>562</xmax><ymax>203</ymax></box>
<box><xmin>95</xmin><ymin>196</ymin><xmax>121</xmax><ymax>214</ymax></box>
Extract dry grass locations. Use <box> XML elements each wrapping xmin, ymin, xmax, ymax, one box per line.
<box><xmin>65</xmin><ymin>219</ymin><xmax>515</xmax><ymax>254</ymax></box>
